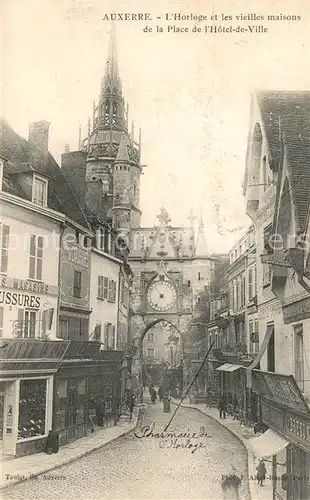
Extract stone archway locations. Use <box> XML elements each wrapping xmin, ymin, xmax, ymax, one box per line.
<box><xmin>130</xmin><ymin>314</ymin><xmax>192</xmax><ymax>401</ymax></box>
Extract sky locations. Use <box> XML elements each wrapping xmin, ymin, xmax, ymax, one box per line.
<box><xmin>2</xmin><ymin>0</ymin><xmax>310</xmax><ymax>253</ymax></box>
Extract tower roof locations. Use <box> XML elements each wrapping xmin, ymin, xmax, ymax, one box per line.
<box><xmin>195</xmin><ymin>218</ymin><xmax>209</xmax><ymax>257</ymax></box>
<box><xmin>115</xmin><ymin>133</ymin><xmax>131</xmax><ymax>163</ymax></box>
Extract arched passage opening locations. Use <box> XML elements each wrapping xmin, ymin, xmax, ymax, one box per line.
<box><xmin>136</xmin><ymin>318</ymin><xmax>184</xmax><ymax>401</ymax></box>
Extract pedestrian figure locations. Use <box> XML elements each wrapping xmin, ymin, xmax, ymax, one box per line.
<box><xmin>221</xmin><ymin>468</ymin><xmax>241</xmax><ymax>500</ymax></box>
<box><xmin>232</xmin><ymin>394</ymin><xmax>238</xmax><ymax>420</ymax></box>
<box><xmin>218</xmin><ymin>395</ymin><xmax>227</xmax><ymax>419</ymax></box>
<box><xmin>256</xmin><ymin>459</ymin><xmax>267</xmax><ymax>486</ymax></box>
<box><xmin>128</xmin><ymin>393</ymin><xmax>135</xmax><ymax>421</ymax></box>
<box><xmin>151</xmin><ymin>387</ymin><xmax>157</xmax><ymax>404</ymax></box>
<box><xmin>158</xmin><ymin>386</ymin><xmax>164</xmax><ymax>402</ymax></box>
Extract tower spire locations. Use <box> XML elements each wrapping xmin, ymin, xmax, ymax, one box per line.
<box><xmin>102</xmin><ymin>22</ymin><xmax>122</xmax><ymax>95</ymax></box>
<box><xmin>195</xmin><ymin>216</ymin><xmax>209</xmax><ymax>257</ymax></box>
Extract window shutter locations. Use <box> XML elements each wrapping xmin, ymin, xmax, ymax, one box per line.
<box><xmin>1</xmin><ymin>225</ymin><xmax>9</xmax><ymax>273</ymax></box>
<box><xmin>37</xmin><ymin>236</ymin><xmax>43</xmax><ymax>280</ymax></box>
<box><xmin>113</xmin><ymin>281</ymin><xmax>117</xmax><ymax>302</ymax></box>
<box><xmin>108</xmin><ymin>280</ymin><xmax>112</xmax><ymax>301</ymax></box>
<box><xmin>29</xmin><ymin>235</ymin><xmax>36</xmax><ymax>279</ymax></box>
<box><xmin>112</xmin><ymin>325</ymin><xmax>116</xmax><ymax>349</ymax></box>
<box><xmin>104</xmin><ymin>323</ymin><xmax>109</xmax><ymax>348</ymax></box>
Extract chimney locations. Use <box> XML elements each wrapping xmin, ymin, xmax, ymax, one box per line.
<box><xmin>28</xmin><ymin>121</ymin><xmax>50</xmax><ymax>167</ymax></box>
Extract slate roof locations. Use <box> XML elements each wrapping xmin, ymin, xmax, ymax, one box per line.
<box><xmin>257</xmin><ymin>91</ymin><xmax>310</xmax><ymax>232</ymax></box>
<box><xmin>0</xmin><ymin>119</ymin><xmax>90</xmax><ymax>230</ymax></box>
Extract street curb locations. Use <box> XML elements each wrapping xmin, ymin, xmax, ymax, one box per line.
<box><xmin>170</xmin><ymin>401</ymin><xmax>263</xmax><ymax>500</ymax></box>
<box><xmin>2</xmin><ymin>409</ymin><xmax>140</xmax><ymax>491</ymax></box>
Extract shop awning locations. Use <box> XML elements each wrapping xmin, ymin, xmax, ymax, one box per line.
<box><xmin>248</xmin><ymin>428</ymin><xmax>289</xmax><ymax>460</ymax></box>
<box><xmin>216</xmin><ymin>363</ymin><xmax>243</xmax><ymax>372</ymax></box>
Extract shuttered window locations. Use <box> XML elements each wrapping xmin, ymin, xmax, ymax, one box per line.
<box><xmin>73</xmin><ymin>270</ymin><xmax>82</xmax><ymax>298</ymax></box>
<box><xmin>98</xmin><ymin>276</ymin><xmax>104</xmax><ymax>299</ymax></box>
<box><xmin>29</xmin><ymin>235</ymin><xmax>43</xmax><ymax>280</ymax></box>
<box><xmin>0</xmin><ymin>225</ymin><xmax>9</xmax><ymax>273</ymax></box>
<box><xmin>104</xmin><ymin>277</ymin><xmax>109</xmax><ymax>299</ymax></box>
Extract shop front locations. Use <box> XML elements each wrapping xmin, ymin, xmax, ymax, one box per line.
<box><xmin>53</xmin><ymin>342</ymin><xmax>124</xmax><ymax>447</ymax></box>
<box><xmin>251</xmin><ymin>370</ymin><xmax>310</xmax><ymax>500</ymax></box>
<box><xmin>0</xmin><ymin>339</ymin><xmax>68</xmax><ymax>457</ymax></box>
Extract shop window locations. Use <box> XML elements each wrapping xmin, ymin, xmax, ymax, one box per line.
<box><xmin>73</xmin><ymin>270</ymin><xmax>82</xmax><ymax>298</ymax></box>
<box><xmin>0</xmin><ymin>224</ymin><xmax>9</xmax><ymax>273</ymax></box>
<box><xmin>29</xmin><ymin>235</ymin><xmax>43</xmax><ymax>280</ymax></box>
<box><xmin>18</xmin><ymin>379</ymin><xmax>47</xmax><ymax>440</ymax></box>
<box><xmin>0</xmin><ymin>306</ymin><xmax>3</xmax><ymax>337</ymax></box>
<box><xmin>54</xmin><ymin>379</ymin><xmax>67</xmax><ymax>430</ymax></box>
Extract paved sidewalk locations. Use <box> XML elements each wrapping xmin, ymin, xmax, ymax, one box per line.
<box><xmin>1</xmin><ymin>407</ymin><xmax>140</xmax><ymax>490</ymax></box>
<box><xmin>171</xmin><ymin>399</ymin><xmax>273</xmax><ymax>500</ymax></box>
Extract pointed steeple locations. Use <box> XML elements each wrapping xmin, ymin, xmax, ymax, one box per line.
<box><xmin>102</xmin><ymin>22</ymin><xmax>122</xmax><ymax>96</ymax></box>
<box><xmin>195</xmin><ymin>217</ymin><xmax>209</xmax><ymax>257</ymax></box>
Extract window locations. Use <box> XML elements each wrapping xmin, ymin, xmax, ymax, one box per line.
<box><xmin>112</xmin><ymin>325</ymin><xmax>116</xmax><ymax>349</ymax></box>
<box><xmin>147</xmin><ymin>348</ymin><xmax>154</xmax><ymax>360</ymax></box>
<box><xmin>24</xmin><ymin>310</ymin><xmax>37</xmax><ymax>338</ymax></box>
<box><xmin>104</xmin><ymin>323</ymin><xmax>115</xmax><ymax>349</ymax></box>
<box><xmin>241</xmin><ymin>274</ymin><xmax>245</xmax><ymax>307</ymax></box>
<box><xmin>294</xmin><ymin>325</ymin><xmax>304</xmax><ymax>391</ymax></box>
<box><xmin>32</xmin><ymin>175</ymin><xmax>48</xmax><ymax>206</ymax></box>
<box><xmin>249</xmin><ymin>318</ymin><xmax>259</xmax><ymax>353</ymax></box>
<box><xmin>108</xmin><ymin>280</ymin><xmax>117</xmax><ymax>302</ymax></box>
<box><xmin>0</xmin><ymin>225</ymin><xmax>9</xmax><ymax>273</ymax></box>
<box><xmin>187</xmin><ymin>280</ymin><xmax>191</xmax><ymax>288</ymax></box>
<box><xmin>98</xmin><ymin>276</ymin><xmax>104</xmax><ymax>299</ymax></box>
<box><xmin>18</xmin><ymin>379</ymin><xmax>47</xmax><ymax>440</ymax></box>
<box><xmin>29</xmin><ymin>235</ymin><xmax>43</xmax><ymax>280</ymax></box>
<box><xmin>248</xmin><ymin>267</ymin><xmax>254</xmax><ymax>300</ymax></box>
<box><xmin>73</xmin><ymin>270</ymin><xmax>82</xmax><ymax>298</ymax></box>
<box><xmin>103</xmin><ymin>277</ymin><xmax>109</xmax><ymax>299</ymax></box>
<box><xmin>147</xmin><ymin>333</ymin><xmax>155</xmax><ymax>342</ymax></box>
<box><xmin>59</xmin><ymin>317</ymin><xmax>69</xmax><ymax>340</ymax></box>
<box><xmin>0</xmin><ymin>307</ymin><xmax>3</xmax><ymax>337</ymax></box>
<box><xmin>236</xmin><ymin>278</ymin><xmax>240</xmax><ymax>309</ymax></box>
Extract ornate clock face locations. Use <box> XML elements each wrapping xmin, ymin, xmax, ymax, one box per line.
<box><xmin>147</xmin><ymin>281</ymin><xmax>177</xmax><ymax>311</ymax></box>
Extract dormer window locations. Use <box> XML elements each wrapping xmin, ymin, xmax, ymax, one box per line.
<box><xmin>32</xmin><ymin>174</ymin><xmax>48</xmax><ymax>207</ymax></box>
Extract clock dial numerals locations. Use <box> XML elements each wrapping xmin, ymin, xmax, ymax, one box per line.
<box><xmin>147</xmin><ymin>281</ymin><xmax>177</xmax><ymax>311</ymax></box>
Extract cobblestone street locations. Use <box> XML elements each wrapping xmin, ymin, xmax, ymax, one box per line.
<box><xmin>3</xmin><ymin>395</ymin><xmax>250</xmax><ymax>500</ymax></box>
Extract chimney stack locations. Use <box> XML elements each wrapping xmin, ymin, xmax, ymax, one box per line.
<box><xmin>28</xmin><ymin>121</ymin><xmax>50</xmax><ymax>167</ymax></box>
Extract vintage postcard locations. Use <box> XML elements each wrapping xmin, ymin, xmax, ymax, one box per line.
<box><xmin>1</xmin><ymin>0</ymin><xmax>310</xmax><ymax>499</ymax></box>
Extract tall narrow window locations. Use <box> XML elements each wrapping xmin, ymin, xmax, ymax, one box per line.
<box><xmin>29</xmin><ymin>235</ymin><xmax>43</xmax><ymax>280</ymax></box>
<box><xmin>103</xmin><ymin>277</ymin><xmax>109</xmax><ymax>299</ymax></box>
<box><xmin>248</xmin><ymin>268</ymin><xmax>253</xmax><ymax>300</ymax></box>
<box><xmin>73</xmin><ymin>270</ymin><xmax>82</xmax><ymax>298</ymax></box>
<box><xmin>112</xmin><ymin>325</ymin><xmax>116</xmax><ymax>350</ymax></box>
<box><xmin>294</xmin><ymin>325</ymin><xmax>304</xmax><ymax>391</ymax></box>
<box><xmin>198</xmin><ymin>272</ymin><xmax>201</xmax><ymax>281</ymax></box>
<box><xmin>32</xmin><ymin>175</ymin><xmax>48</xmax><ymax>206</ymax></box>
<box><xmin>98</xmin><ymin>276</ymin><xmax>104</xmax><ymax>299</ymax></box>
<box><xmin>267</xmin><ymin>327</ymin><xmax>275</xmax><ymax>372</ymax></box>
<box><xmin>0</xmin><ymin>225</ymin><xmax>9</xmax><ymax>273</ymax></box>
<box><xmin>24</xmin><ymin>310</ymin><xmax>37</xmax><ymax>338</ymax></box>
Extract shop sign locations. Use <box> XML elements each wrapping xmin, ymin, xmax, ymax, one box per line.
<box><xmin>0</xmin><ymin>275</ymin><xmax>58</xmax><ymax>296</ymax></box>
<box><xmin>283</xmin><ymin>296</ymin><xmax>310</xmax><ymax>324</ymax></box>
<box><xmin>0</xmin><ymin>290</ymin><xmax>41</xmax><ymax>308</ymax></box>
<box><xmin>261</xmin><ymin>398</ymin><xmax>310</xmax><ymax>452</ymax></box>
<box><xmin>62</xmin><ymin>243</ymin><xmax>89</xmax><ymax>268</ymax></box>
